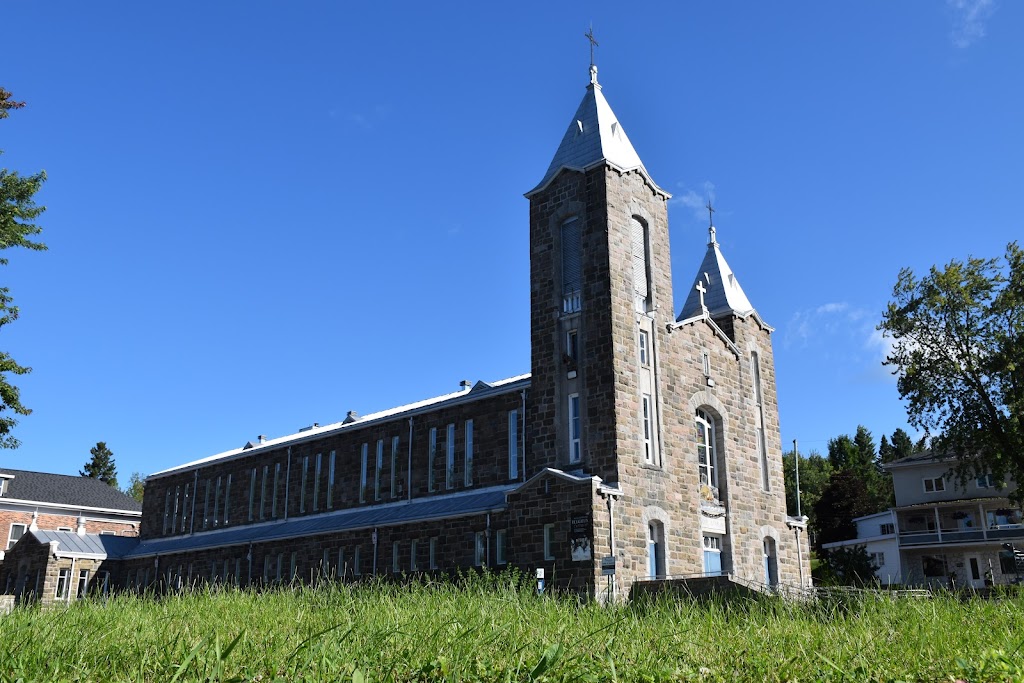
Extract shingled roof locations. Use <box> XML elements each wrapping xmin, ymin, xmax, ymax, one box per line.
<box><xmin>0</xmin><ymin>468</ymin><xmax>142</xmax><ymax>512</ymax></box>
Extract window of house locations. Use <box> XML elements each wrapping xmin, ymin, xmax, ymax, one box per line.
<box><xmin>360</xmin><ymin>443</ymin><xmax>369</xmax><ymax>503</ymax></box>
<box><xmin>99</xmin><ymin>530</ymin><xmax>116</xmax><ymax>536</ymax></box>
<box><xmin>55</xmin><ymin>568</ymin><xmax>71</xmax><ymax>600</ymax></box>
<box><xmin>214</xmin><ymin>476</ymin><xmax>223</xmax><ymax>525</ymax></box>
<box><xmin>429</xmin><ymin>536</ymin><xmax>438</xmax><ymax>570</ymax></box>
<box><xmin>393</xmin><ymin>541</ymin><xmax>400</xmax><ymax>573</ymax></box>
<box><xmin>566</xmin><ymin>329</ymin><xmax>578</xmax><ymax>364</ymax></box>
<box><xmin>249</xmin><ymin>468</ymin><xmax>257</xmax><ymax>521</ymax></box>
<box><xmin>464</xmin><ymin>420</ymin><xmax>474</xmax><ymax>487</ymax></box>
<box><xmin>475</xmin><ymin>531</ymin><xmax>486</xmax><ymax>566</ymax></box>
<box><xmin>313</xmin><ymin>453</ymin><xmax>322</xmax><ymax>511</ymax></box>
<box><xmin>923</xmin><ymin>477</ymin><xmax>946</xmax><ymax>493</ymax></box>
<box><xmin>702</xmin><ymin>535</ymin><xmax>722</xmax><ymax>576</ymax></box>
<box><xmin>410</xmin><ymin>539</ymin><xmax>418</xmax><ymax>571</ymax></box>
<box><xmin>880</xmin><ymin>523</ymin><xmax>895</xmax><ymax>535</ymax></box>
<box><xmin>428</xmin><ymin>428</ymin><xmax>437</xmax><ymax>492</ymax></box>
<box><xmin>631</xmin><ymin>218</ymin><xmax>651</xmax><ymax>313</ymax></box>
<box><xmin>696</xmin><ymin>409</ymin><xmax>716</xmax><ymax>488</ymax></box>
<box><xmin>988</xmin><ymin>509</ymin><xmax>1023</xmax><ymax>528</ymax></box>
<box><xmin>638</xmin><ymin>330</ymin><xmax>649</xmax><ymax>366</ymax></box>
<box><xmin>976</xmin><ymin>473</ymin><xmax>996</xmax><ymax>489</ymax></box>
<box><xmin>648</xmin><ymin>522</ymin><xmax>665</xmax><ymax>579</ymax></box>
<box><xmin>290</xmin><ymin>552</ymin><xmax>297</xmax><ymax>581</ymax></box>
<box><xmin>163</xmin><ymin>490</ymin><xmax>171</xmax><ymax>535</ymax></box>
<box><xmin>642</xmin><ymin>394</ymin><xmax>653</xmax><ymax>463</ymax></box>
<box><xmin>702</xmin><ymin>350</ymin><xmax>711</xmax><ymax>377</ymax></box>
<box><xmin>7</xmin><ymin>523</ymin><xmax>26</xmax><ymax>550</ymax></box>
<box><xmin>264</xmin><ymin>555</ymin><xmax>272</xmax><ymax>582</ymax></box>
<box><xmin>203</xmin><ymin>479</ymin><xmax>211</xmax><ymax>529</ymax></box>
<box><xmin>561</xmin><ymin>216</ymin><xmax>582</xmax><ymax>313</ymax></box>
<box><xmin>354</xmin><ymin>546</ymin><xmax>362</xmax><ymax>576</ymax></box>
<box><xmin>172</xmin><ymin>485</ymin><xmax>180</xmax><ymax>533</ymax></box>
<box><xmin>922</xmin><ymin>555</ymin><xmax>946</xmax><ymax>577</ymax></box>
<box><xmin>272</xmin><ymin>463</ymin><xmax>280</xmax><ymax>519</ymax></box>
<box><xmin>260</xmin><ymin>465</ymin><xmax>269</xmax><ymax>520</ymax></box>
<box><xmin>1000</xmin><ymin>549</ymin><xmax>1019</xmax><ymax>574</ymax></box>
<box><xmin>446</xmin><ymin>424</ymin><xmax>456</xmax><ymax>490</ymax></box>
<box><xmin>182</xmin><ymin>483</ymin><xmax>191</xmax><ymax>533</ymax></box>
<box><xmin>223</xmin><ymin>474</ymin><xmax>232</xmax><ymax>525</ymax></box>
<box><xmin>390</xmin><ymin>437</ymin><xmax>399</xmax><ymax>498</ymax></box>
<box><xmin>870</xmin><ymin>552</ymin><xmax>885</xmax><ymax>567</ymax></box>
<box><xmin>327</xmin><ymin>451</ymin><xmax>336</xmax><ymax>510</ymax></box>
<box><xmin>376</xmin><ymin>439</ymin><xmax>384</xmax><ymax>501</ymax></box>
<box><xmin>751</xmin><ymin>352</ymin><xmax>770</xmax><ymax>492</ymax></box>
<box><xmin>508</xmin><ymin>410</ymin><xmax>519</xmax><ymax>480</ymax></box>
<box><xmin>322</xmin><ymin>548</ymin><xmax>331</xmax><ymax>577</ymax></box>
<box><xmin>568</xmin><ymin>394</ymin><xmax>581</xmax><ymax>464</ymax></box>
<box><xmin>496</xmin><ymin>529</ymin><xmax>507</xmax><ymax>565</ymax></box>
<box><xmin>337</xmin><ymin>548</ymin><xmax>345</xmax><ymax>578</ymax></box>
<box><xmin>544</xmin><ymin>523</ymin><xmax>555</xmax><ymax>561</ymax></box>
<box><xmin>300</xmin><ymin>456</ymin><xmax>309</xmax><ymax>513</ymax></box>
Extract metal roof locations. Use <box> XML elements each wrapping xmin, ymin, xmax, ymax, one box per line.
<box><xmin>29</xmin><ymin>529</ymin><xmax>139</xmax><ymax>559</ymax></box>
<box><xmin>124</xmin><ymin>486</ymin><xmax>515</xmax><ymax>558</ymax></box>
<box><xmin>677</xmin><ymin>232</ymin><xmax>758</xmax><ymax>323</ymax></box>
<box><xmin>526</xmin><ymin>67</ymin><xmax>665</xmax><ymax>197</ymax></box>
<box><xmin>0</xmin><ymin>468</ymin><xmax>142</xmax><ymax>513</ymax></box>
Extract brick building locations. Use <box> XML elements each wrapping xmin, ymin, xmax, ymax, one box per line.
<box><xmin>1</xmin><ymin>62</ymin><xmax>809</xmax><ymax>603</ymax></box>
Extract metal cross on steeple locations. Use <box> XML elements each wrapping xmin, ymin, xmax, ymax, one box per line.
<box><xmin>706</xmin><ymin>200</ymin><xmax>717</xmax><ymax>245</ymax></box>
<box><xmin>585</xmin><ymin>26</ymin><xmax>599</xmax><ymax>67</ymax></box>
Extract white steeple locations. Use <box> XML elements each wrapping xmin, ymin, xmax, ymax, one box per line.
<box><xmin>677</xmin><ymin>223</ymin><xmax>759</xmax><ymax>322</ymax></box>
<box><xmin>526</xmin><ymin>62</ymin><xmax>665</xmax><ymax>197</ymax></box>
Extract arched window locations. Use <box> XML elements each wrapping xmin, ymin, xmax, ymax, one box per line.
<box><xmin>648</xmin><ymin>521</ymin><xmax>666</xmax><ymax>579</ymax></box>
<box><xmin>696</xmin><ymin>409</ymin><xmax>716</xmax><ymax>487</ymax></box>
<box><xmin>631</xmin><ymin>218</ymin><xmax>651</xmax><ymax>312</ymax></box>
<box><xmin>561</xmin><ymin>217</ymin><xmax>581</xmax><ymax>312</ymax></box>
<box><xmin>763</xmin><ymin>537</ymin><xmax>778</xmax><ymax>587</ymax></box>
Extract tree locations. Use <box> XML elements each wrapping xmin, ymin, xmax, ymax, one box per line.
<box><xmin>816</xmin><ymin>545</ymin><xmax>879</xmax><ymax>587</ymax></box>
<box><xmin>827</xmin><ymin>434</ymin><xmax>859</xmax><ymax>471</ymax></box>
<box><xmin>124</xmin><ymin>472</ymin><xmax>145</xmax><ymax>503</ymax></box>
<box><xmin>879</xmin><ymin>243</ymin><xmax>1024</xmax><ymax>502</ymax></box>
<box><xmin>782</xmin><ymin>448</ymin><xmax>832</xmax><ymax>536</ymax></box>
<box><xmin>0</xmin><ymin>87</ymin><xmax>47</xmax><ymax>448</ymax></box>
<box><xmin>812</xmin><ymin>469</ymin><xmax>876</xmax><ymax>547</ymax></box>
<box><xmin>889</xmin><ymin>428</ymin><xmax>917</xmax><ymax>462</ymax></box>
<box><xmin>853</xmin><ymin>425</ymin><xmax>877</xmax><ymax>470</ymax></box>
<box><xmin>81</xmin><ymin>441</ymin><xmax>118</xmax><ymax>488</ymax></box>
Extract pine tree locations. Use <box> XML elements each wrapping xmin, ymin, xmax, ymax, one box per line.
<box><xmin>891</xmin><ymin>428</ymin><xmax>916</xmax><ymax>461</ymax></box>
<box><xmin>878</xmin><ymin>435</ymin><xmax>894</xmax><ymax>464</ymax></box>
<box><xmin>81</xmin><ymin>441</ymin><xmax>118</xmax><ymax>488</ymax></box>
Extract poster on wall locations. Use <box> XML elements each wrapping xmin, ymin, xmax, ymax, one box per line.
<box><xmin>570</xmin><ymin>514</ymin><xmax>592</xmax><ymax>561</ymax></box>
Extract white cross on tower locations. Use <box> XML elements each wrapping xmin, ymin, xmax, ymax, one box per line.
<box><xmin>695</xmin><ymin>280</ymin><xmax>708</xmax><ymax>311</ymax></box>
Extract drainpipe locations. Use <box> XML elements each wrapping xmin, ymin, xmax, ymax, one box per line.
<box><xmin>606</xmin><ymin>491</ymin><xmax>618</xmax><ymax>602</ymax></box>
<box><xmin>520</xmin><ymin>389</ymin><xmax>527</xmax><ymax>482</ymax></box>
<box><xmin>486</xmin><ymin>513</ymin><xmax>491</xmax><ymax>566</ymax></box>
<box><xmin>372</xmin><ymin>528</ymin><xmax>378</xmax><ymax>576</ymax></box>
<box><xmin>794</xmin><ymin>525</ymin><xmax>805</xmax><ymax>589</ymax></box>
<box><xmin>407</xmin><ymin>417</ymin><xmax>415</xmax><ymax>502</ymax></box>
<box><xmin>67</xmin><ymin>557</ymin><xmax>77</xmax><ymax>604</ymax></box>
<box><xmin>247</xmin><ymin>543</ymin><xmax>253</xmax><ymax>587</ymax></box>
<box><xmin>284</xmin><ymin>446</ymin><xmax>292</xmax><ymax>521</ymax></box>
<box><xmin>190</xmin><ymin>470</ymin><xmax>198</xmax><ymax>534</ymax></box>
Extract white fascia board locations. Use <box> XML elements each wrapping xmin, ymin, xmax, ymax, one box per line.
<box><xmin>0</xmin><ymin>498</ymin><xmax>141</xmax><ymax>518</ymax></box>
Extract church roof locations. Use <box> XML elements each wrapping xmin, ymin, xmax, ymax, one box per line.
<box><xmin>677</xmin><ymin>227</ymin><xmax>758</xmax><ymax>322</ymax></box>
<box><xmin>0</xmin><ymin>467</ymin><xmax>142</xmax><ymax>513</ymax></box>
<box><xmin>526</xmin><ymin>66</ymin><xmax>666</xmax><ymax>197</ymax></box>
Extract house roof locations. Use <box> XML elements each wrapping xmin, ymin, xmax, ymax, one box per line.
<box><xmin>0</xmin><ymin>468</ymin><xmax>142</xmax><ymax>513</ymax></box>
<box><xmin>525</xmin><ymin>65</ymin><xmax>665</xmax><ymax>198</ymax></box>
<box><xmin>125</xmin><ymin>485</ymin><xmax>514</xmax><ymax>558</ymax></box>
<box><xmin>677</xmin><ymin>227</ymin><xmax>762</xmax><ymax>324</ymax></box>
<box><xmin>882</xmin><ymin>449</ymin><xmax>948</xmax><ymax>469</ymax></box>
<box><xmin>29</xmin><ymin>529</ymin><xmax>139</xmax><ymax>559</ymax></box>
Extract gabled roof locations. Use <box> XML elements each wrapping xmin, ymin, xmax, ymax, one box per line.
<box><xmin>676</xmin><ymin>227</ymin><xmax>769</xmax><ymax>329</ymax></box>
<box><xmin>526</xmin><ymin>66</ymin><xmax>666</xmax><ymax>198</ymax></box>
<box><xmin>29</xmin><ymin>529</ymin><xmax>139</xmax><ymax>559</ymax></box>
<box><xmin>0</xmin><ymin>468</ymin><xmax>142</xmax><ymax>513</ymax></box>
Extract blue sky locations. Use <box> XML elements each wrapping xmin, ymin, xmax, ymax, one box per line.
<box><xmin>2</xmin><ymin>1</ymin><xmax>1019</xmax><ymax>482</ymax></box>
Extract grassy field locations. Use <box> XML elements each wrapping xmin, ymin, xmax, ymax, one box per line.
<box><xmin>1</xmin><ymin>575</ymin><xmax>1022</xmax><ymax>682</ymax></box>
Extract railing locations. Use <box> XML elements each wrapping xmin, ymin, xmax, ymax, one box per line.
<box><xmin>899</xmin><ymin>524</ymin><xmax>1024</xmax><ymax>546</ymax></box>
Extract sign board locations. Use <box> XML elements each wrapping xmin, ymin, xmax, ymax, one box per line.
<box><xmin>570</xmin><ymin>514</ymin><xmax>593</xmax><ymax>561</ymax></box>
<box><xmin>535</xmin><ymin>568</ymin><xmax>545</xmax><ymax>580</ymax></box>
<box><xmin>601</xmin><ymin>555</ymin><xmax>616</xmax><ymax>576</ymax></box>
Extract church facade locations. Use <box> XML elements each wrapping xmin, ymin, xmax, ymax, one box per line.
<box><xmin>1</xmin><ymin>63</ymin><xmax>809</xmax><ymax>603</ymax></box>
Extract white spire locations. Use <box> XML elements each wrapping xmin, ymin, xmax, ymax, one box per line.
<box><xmin>677</xmin><ymin>226</ymin><xmax>758</xmax><ymax>322</ymax></box>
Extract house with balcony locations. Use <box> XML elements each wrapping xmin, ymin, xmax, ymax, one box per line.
<box><xmin>821</xmin><ymin>510</ymin><xmax>902</xmax><ymax>585</ymax></box>
<box><xmin>884</xmin><ymin>452</ymin><xmax>1022</xmax><ymax>588</ymax></box>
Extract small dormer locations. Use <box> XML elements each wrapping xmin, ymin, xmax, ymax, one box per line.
<box><xmin>0</xmin><ymin>472</ymin><xmax>14</xmax><ymax>497</ymax></box>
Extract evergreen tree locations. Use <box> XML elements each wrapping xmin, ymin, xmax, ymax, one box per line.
<box><xmin>890</xmin><ymin>428</ymin><xmax>916</xmax><ymax>461</ymax></box>
<box><xmin>813</xmin><ymin>469</ymin><xmax>876</xmax><ymax>547</ymax></box>
<box><xmin>827</xmin><ymin>434</ymin><xmax>858</xmax><ymax>471</ymax></box>
<box><xmin>782</xmin><ymin>448</ymin><xmax>832</xmax><ymax>536</ymax></box>
<box><xmin>81</xmin><ymin>441</ymin><xmax>118</xmax><ymax>488</ymax></box>
<box><xmin>853</xmin><ymin>425</ymin><xmax>877</xmax><ymax>470</ymax></box>
<box><xmin>878</xmin><ymin>435</ymin><xmax>894</xmax><ymax>464</ymax></box>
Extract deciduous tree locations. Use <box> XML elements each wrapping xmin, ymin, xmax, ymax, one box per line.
<box><xmin>879</xmin><ymin>243</ymin><xmax>1024</xmax><ymax>502</ymax></box>
<box><xmin>124</xmin><ymin>471</ymin><xmax>145</xmax><ymax>503</ymax></box>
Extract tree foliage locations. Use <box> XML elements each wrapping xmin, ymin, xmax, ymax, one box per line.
<box><xmin>81</xmin><ymin>441</ymin><xmax>118</xmax><ymax>488</ymax></box>
<box><xmin>812</xmin><ymin>469</ymin><xmax>876</xmax><ymax>547</ymax></box>
<box><xmin>0</xmin><ymin>87</ymin><xmax>47</xmax><ymax>448</ymax></box>
<box><xmin>816</xmin><ymin>544</ymin><xmax>879</xmax><ymax>587</ymax></box>
<box><xmin>782</xmin><ymin>448</ymin><xmax>832</xmax><ymax>535</ymax></box>
<box><xmin>879</xmin><ymin>242</ymin><xmax>1024</xmax><ymax>502</ymax></box>
<box><xmin>124</xmin><ymin>471</ymin><xmax>145</xmax><ymax>503</ymax></box>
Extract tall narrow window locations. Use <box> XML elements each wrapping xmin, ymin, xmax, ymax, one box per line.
<box><xmin>428</xmin><ymin>428</ymin><xmax>437</xmax><ymax>492</ymax></box>
<box><xmin>561</xmin><ymin>216</ymin><xmax>582</xmax><ymax>313</ymax></box>
<box><xmin>327</xmin><ymin>451</ymin><xmax>336</xmax><ymax>509</ymax></box>
<box><xmin>55</xmin><ymin>568</ymin><xmax>71</xmax><ymax>600</ymax></box>
<box><xmin>300</xmin><ymin>456</ymin><xmax>309</xmax><ymax>513</ymax></box>
<box><xmin>390</xmin><ymin>437</ymin><xmax>400</xmax><ymax>498</ymax></box>
<box><xmin>76</xmin><ymin>569</ymin><xmax>89</xmax><ymax>599</ymax></box>
<box><xmin>223</xmin><ymin>474</ymin><xmax>232</xmax><ymax>525</ymax></box>
<box><xmin>464</xmin><ymin>420</ymin><xmax>474</xmax><ymax>487</ymax></box>
<box><xmin>272</xmin><ymin>463</ymin><xmax>280</xmax><ymax>519</ymax></box>
<box><xmin>213</xmin><ymin>477</ymin><xmax>222</xmax><ymax>526</ymax></box>
<box><xmin>172</xmin><ymin>486</ymin><xmax>180</xmax><ymax>533</ymax></box>
<box><xmin>702</xmin><ymin>350</ymin><xmax>711</xmax><ymax>377</ymax></box>
<box><xmin>638</xmin><ymin>329</ymin><xmax>649</xmax><ymax>366</ymax></box>
<box><xmin>353</xmin><ymin>546</ymin><xmax>362</xmax><ymax>576</ymax></box>
<box><xmin>631</xmin><ymin>218</ymin><xmax>651</xmax><ymax>312</ymax></box>
<box><xmin>496</xmin><ymin>529</ymin><xmax>507</xmax><ymax>565</ymax></box>
<box><xmin>429</xmin><ymin>537</ymin><xmax>438</xmax><ymax>569</ymax></box>
<box><xmin>313</xmin><ymin>453</ymin><xmax>322</xmax><ymax>512</ymax></box>
<box><xmin>410</xmin><ymin>539</ymin><xmax>419</xmax><ymax>571</ymax></box>
<box><xmin>508</xmin><ymin>410</ymin><xmax>519</xmax><ymax>480</ymax></box>
<box><xmin>375</xmin><ymin>440</ymin><xmax>384</xmax><ymax>501</ymax></box>
<box><xmin>751</xmin><ymin>352</ymin><xmax>770</xmax><ymax>491</ymax></box>
<box><xmin>392</xmin><ymin>541</ymin><xmax>400</xmax><ymax>573</ymax></box>
<box><xmin>566</xmin><ymin>329</ymin><xmax>578</xmax><ymax>364</ymax></box>
<box><xmin>642</xmin><ymin>394</ymin><xmax>653</xmax><ymax>463</ymax></box>
<box><xmin>475</xmin><ymin>531</ymin><xmax>486</xmax><ymax>566</ymax></box>
<box><xmin>696</xmin><ymin>409</ymin><xmax>716</xmax><ymax>487</ymax></box>
<box><xmin>703</xmin><ymin>535</ymin><xmax>722</xmax><ymax>576</ymax></box>
<box><xmin>648</xmin><ymin>522</ymin><xmax>665</xmax><ymax>579</ymax></box>
<box><xmin>360</xmin><ymin>443</ymin><xmax>369</xmax><ymax>503</ymax></box>
<box><xmin>568</xmin><ymin>394</ymin><xmax>582</xmax><ymax>464</ymax></box>
<box><xmin>544</xmin><ymin>523</ymin><xmax>555</xmax><ymax>560</ymax></box>
<box><xmin>446</xmin><ymin>423</ymin><xmax>456</xmax><ymax>490</ymax></box>
<box><xmin>203</xmin><ymin>480</ymin><xmax>211</xmax><ymax>529</ymax></box>
<box><xmin>181</xmin><ymin>483</ymin><xmax>191</xmax><ymax>533</ymax></box>
<box><xmin>163</xmin><ymin>490</ymin><xmax>171</xmax><ymax>534</ymax></box>
<box><xmin>337</xmin><ymin>548</ymin><xmax>345</xmax><ymax>578</ymax></box>
<box><xmin>249</xmin><ymin>468</ymin><xmax>257</xmax><ymax>521</ymax></box>
<box><xmin>260</xmin><ymin>465</ymin><xmax>269</xmax><ymax>520</ymax></box>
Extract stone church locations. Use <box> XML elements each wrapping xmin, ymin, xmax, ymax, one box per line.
<box><xmin>1</xmin><ymin>61</ymin><xmax>809</xmax><ymax>603</ymax></box>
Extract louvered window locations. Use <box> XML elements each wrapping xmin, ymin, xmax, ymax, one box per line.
<box><xmin>632</xmin><ymin>219</ymin><xmax>650</xmax><ymax>312</ymax></box>
<box><xmin>561</xmin><ymin>217</ymin><xmax>581</xmax><ymax>312</ymax></box>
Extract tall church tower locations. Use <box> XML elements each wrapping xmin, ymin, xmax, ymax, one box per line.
<box><xmin>524</xmin><ymin>62</ymin><xmax>672</xmax><ymax>486</ymax></box>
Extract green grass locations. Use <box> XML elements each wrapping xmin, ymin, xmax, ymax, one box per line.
<box><xmin>1</xmin><ymin>574</ymin><xmax>1023</xmax><ymax>682</ymax></box>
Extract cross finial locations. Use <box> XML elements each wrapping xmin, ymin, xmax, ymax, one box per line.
<box><xmin>585</xmin><ymin>25</ymin><xmax>599</xmax><ymax>67</ymax></box>
<box><xmin>695</xmin><ymin>280</ymin><xmax>708</xmax><ymax>311</ymax></box>
<box><xmin>706</xmin><ymin>200</ymin><xmax>717</xmax><ymax>245</ymax></box>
